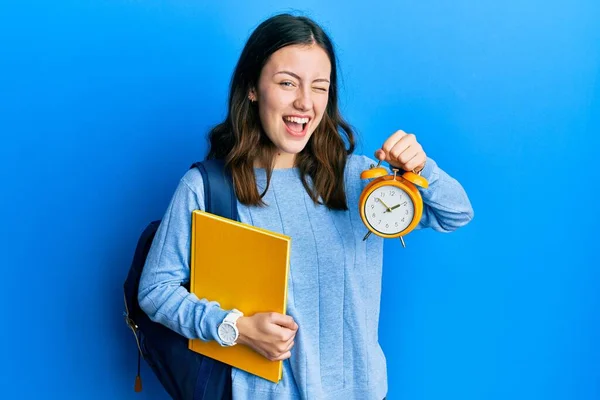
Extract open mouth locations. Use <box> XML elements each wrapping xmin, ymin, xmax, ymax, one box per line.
<box><xmin>283</xmin><ymin>116</ymin><xmax>310</xmax><ymax>136</ymax></box>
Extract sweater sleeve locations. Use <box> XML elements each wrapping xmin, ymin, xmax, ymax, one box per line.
<box><xmin>414</xmin><ymin>157</ymin><xmax>474</xmax><ymax>232</ymax></box>
<box><xmin>137</xmin><ymin>168</ymin><xmax>229</xmax><ymax>343</ymax></box>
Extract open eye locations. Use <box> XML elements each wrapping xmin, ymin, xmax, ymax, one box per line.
<box><xmin>280</xmin><ymin>81</ymin><xmax>295</xmax><ymax>88</ymax></box>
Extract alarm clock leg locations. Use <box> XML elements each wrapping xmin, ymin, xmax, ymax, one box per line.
<box><xmin>363</xmin><ymin>231</ymin><xmax>372</xmax><ymax>241</ymax></box>
<box><xmin>399</xmin><ymin>237</ymin><xmax>406</xmax><ymax>248</ymax></box>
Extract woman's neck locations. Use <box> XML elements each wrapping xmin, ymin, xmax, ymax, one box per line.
<box><xmin>254</xmin><ymin>152</ymin><xmax>296</xmax><ymax>169</ymax></box>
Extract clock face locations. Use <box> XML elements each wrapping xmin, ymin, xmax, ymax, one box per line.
<box><xmin>218</xmin><ymin>323</ymin><xmax>237</xmax><ymax>343</ymax></box>
<box><xmin>364</xmin><ymin>185</ymin><xmax>415</xmax><ymax>235</ymax></box>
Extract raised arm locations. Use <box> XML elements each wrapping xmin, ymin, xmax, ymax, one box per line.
<box><xmin>374</xmin><ymin>129</ymin><xmax>474</xmax><ymax>232</ymax></box>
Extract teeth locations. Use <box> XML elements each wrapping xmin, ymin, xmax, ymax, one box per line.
<box><xmin>285</xmin><ymin>116</ymin><xmax>309</xmax><ymax>124</ymax></box>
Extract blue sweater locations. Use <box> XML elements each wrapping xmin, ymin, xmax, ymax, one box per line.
<box><xmin>138</xmin><ymin>154</ymin><xmax>473</xmax><ymax>400</ymax></box>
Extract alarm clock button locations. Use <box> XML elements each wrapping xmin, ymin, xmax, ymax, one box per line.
<box><xmin>360</xmin><ymin>167</ymin><xmax>388</xmax><ymax>180</ymax></box>
<box><xmin>402</xmin><ymin>171</ymin><xmax>429</xmax><ymax>189</ymax></box>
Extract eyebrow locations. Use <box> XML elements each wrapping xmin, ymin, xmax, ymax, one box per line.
<box><xmin>274</xmin><ymin>71</ymin><xmax>330</xmax><ymax>84</ymax></box>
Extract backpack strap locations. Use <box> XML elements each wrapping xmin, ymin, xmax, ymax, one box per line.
<box><xmin>124</xmin><ymin>160</ymin><xmax>238</xmax><ymax>398</ymax></box>
<box><xmin>191</xmin><ymin>159</ymin><xmax>237</xmax><ymax>400</ymax></box>
<box><xmin>192</xmin><ymin>160</ymin><xmax>238</xmax><ymax>221</ymax></box>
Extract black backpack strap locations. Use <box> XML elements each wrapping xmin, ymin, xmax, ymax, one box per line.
<box><xmin>191</xmin><ymin>159</ymin><xmax>238</xmax><ymax>221</ymax></box>
<box><xmin>190</xmin><ymin>159</ymin><xmax>237</xmax><ymax>400</ymax></box>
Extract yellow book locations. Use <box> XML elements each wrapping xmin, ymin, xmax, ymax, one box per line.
<box><xmin>188</xmin><ymin>210</ymin><xmax>291</xmax><ymax>383</ymax></box>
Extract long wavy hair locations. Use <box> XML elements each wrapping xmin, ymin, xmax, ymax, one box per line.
<box><xmin>207</xmin><ymin>13</ymin><xmax>356</xmax><ymax>210</ymax></box>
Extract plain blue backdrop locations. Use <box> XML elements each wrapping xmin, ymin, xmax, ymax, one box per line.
<box><xmin>1</xmin><ymin>0</ymin><xmax>598</xmax><ymax>399</ymax></box>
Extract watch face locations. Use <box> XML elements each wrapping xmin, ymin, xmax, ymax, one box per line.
<box><xmin>218</xmin><ymin>323</ymin><xmax>237</xmax><ymax>344</ymax></box>
<box><xmin>364</xmin><ymin>185</ymin><xmax>415</xmax><ymax>235</ymax></box>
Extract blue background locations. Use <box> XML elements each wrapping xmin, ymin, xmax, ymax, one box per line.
<box><xmin>1</xmin><ymin>0</ymin><xmax>598</xmax><ymax>399</ymax></box>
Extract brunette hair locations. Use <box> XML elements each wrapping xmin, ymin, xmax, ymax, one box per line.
<box><xmin>207</xmin><ymin>13</ymin><xmax>356</xmax><ymax>210</ymax></box>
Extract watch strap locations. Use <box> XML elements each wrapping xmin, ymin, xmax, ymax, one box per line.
<box><xmin>223</xmin><ymin>309</ymin><xmax>243</xmax><ymax>324</ymax></box>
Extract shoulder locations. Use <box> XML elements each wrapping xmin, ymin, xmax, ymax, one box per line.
<box><xmin>170</xmin><ymin>167</ymin><xmax>206</xmax><ymax>211</ymax></box>
<box><xmin>180</xmin><ymin>166</ymin><xmax>205</xmax><ymax>195</ymax></box>
<box><xmin>343</xmin><ymin>153</ymin><xmax>380</xmax><ymax>202</ymax></box>
<box><xmin>344</xmin><ymin>153</ymin><xmax>378</xmax><ymax>186</ymax></box>
<box><xmin>345</xmin><ymin>153</ymin><xmax>378</xmax><ymax>176</ymax></box>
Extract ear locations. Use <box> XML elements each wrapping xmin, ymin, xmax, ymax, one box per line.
<box><xmin>248</xmin><ymin>87</ymin><xmax>257</xmax><ymax>102</ymax></box>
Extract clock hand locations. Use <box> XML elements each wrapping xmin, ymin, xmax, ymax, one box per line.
<box><xmin>377</xmin><ymin>197</ymin><xmax>392</xmax><ymax>212</ymax></box>
<box><xmin>385</xmin><ymin>204</ymin><xmax>401</xmax><ymax>213</ymax></box>
<box><xmin>385</xmin><ymin>200</ymin><xmax>409</xmax><ymax>213</ymax></box>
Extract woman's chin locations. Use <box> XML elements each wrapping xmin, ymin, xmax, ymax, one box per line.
<box><xmin>280</xmin><ymin>143</ymin><xmax>308</xmax><ymax>155</ymax></box>
<box><xmin>276</xmin><ymin>136</ymin><xmax>311</xmax><ymax>154</ymax></box>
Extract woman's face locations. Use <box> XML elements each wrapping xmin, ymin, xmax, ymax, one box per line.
<box><xmin>252</xmin><ymin>44</ymin><xmax>331</xmax><ymax>168</ymax></box>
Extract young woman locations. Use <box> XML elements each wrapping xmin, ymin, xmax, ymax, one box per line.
<box><xmin>139</xmin><ymin>13</ymin><xmax>473</xmax><ymax>400</ymax></box>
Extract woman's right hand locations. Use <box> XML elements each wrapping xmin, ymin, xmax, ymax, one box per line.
<box><xmin>235</xmin><ymin>312</ymin><xmax>298</xmax><ymax>361</ymax></box>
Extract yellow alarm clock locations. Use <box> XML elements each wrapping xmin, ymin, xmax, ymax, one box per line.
<box><xmin>359</xmin><ymin>160</ymin><xmax>429</xmax><ymax>247</ymax></box>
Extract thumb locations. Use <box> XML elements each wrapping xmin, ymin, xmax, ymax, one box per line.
<box><xmin>271</xmin><ymin>313</ymin><xmax>298</xmax><ymax>330</ymax></box>
<box><xmin>374</xmin><ymin>149</ymin><xmax>386</xmax><ymax>161</ymax></box>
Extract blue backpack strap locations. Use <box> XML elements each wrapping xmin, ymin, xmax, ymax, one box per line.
<box><xmin>190</xmin><ymin>159</ymin><xmax>236</xmax><ymax>400</ymax></box>
<box><xmin>192</xmin><ymin>159</ymin><xmax>239</xmax><ymax>221</ymax></box>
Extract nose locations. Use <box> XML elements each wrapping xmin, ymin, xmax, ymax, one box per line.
<box><xmin>293</xmin><ymin>86</ymin><xmax>313</xmax><ymax>111</ymax></box>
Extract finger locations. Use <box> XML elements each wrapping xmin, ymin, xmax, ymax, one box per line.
<box><xmin>389</xmin><ymin>140</ymin><xmax>413</xmax><ymax>164</ymax></box>
<box><xmin>380</xmin><ymin>130</ymin><xmax>407</xmax><ymax>156</ymax></box>
<box><xmin>284</xmin><ymin>339</ymin><xmax>295</xmax><ymax>352</ymax></box>
<box><xmin>276</xmin><ymin>341</ymin><xmax>294</xmax><ymax>356</ymax></box>
<box><xmin>393</xmin><ymin>134</ymin><xmax>422</xmax><ymax>163</ymax></box>
<box><xmin>375</xmin><ymin>131</ymin><xmax>406</xmax><ymax>161</ymax></box>
<box><xmin>272</xmin><ymin>351</ymin><xmax>292</xmax><ymax>361</ymax></box>
<box><xmin>282</xmin><ymin>330</ymin><xmax>296</xmax><ymax>346</ymax></box>
<box><xmin>270</xmin><ymin>313</ymin><xmax>297</xmax><ymax>330</ymax></box>
<box><xmin>404</xmin><ymin>153</ymin><xmax>426</xmax><ymax>172</ymax></box>
<box><xmin>394</xmin><ymin>133</ymin><xmax>417</xmax><ymax>154</ymax></box>
<box><xmin>277</xmin><ymin>326</ymin><xmax>298</xmax><ymax>342</ymax></box>
<box><xmin>390</xmin><ymin>142</ymin><xmax>419</xmax><ymax>169</ymax></box>
<box><xmin>276</xmin><ymin>337</ymin><xmax>295</xmax><ymax>354</ymax></box>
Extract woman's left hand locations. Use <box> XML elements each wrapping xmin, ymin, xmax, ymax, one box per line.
<box><xmin>375</xmin><ymin>130</ymin><xmax>427</xmax><ymax>173</ymax></box>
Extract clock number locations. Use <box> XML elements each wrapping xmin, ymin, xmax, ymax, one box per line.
<box><xmin>389</xmin><ymin>190</ymin><xmax>395</xmax><ymax>196</ymax></box>
<box><xmin>372</xmin><ymin>213</ymin><xmax>376</xmax><ymax>218</ymax></box>
<box><xmin>385</xmin><ymin>224</ymin><xmax>389</xmax><ymax>228</ymax></box>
